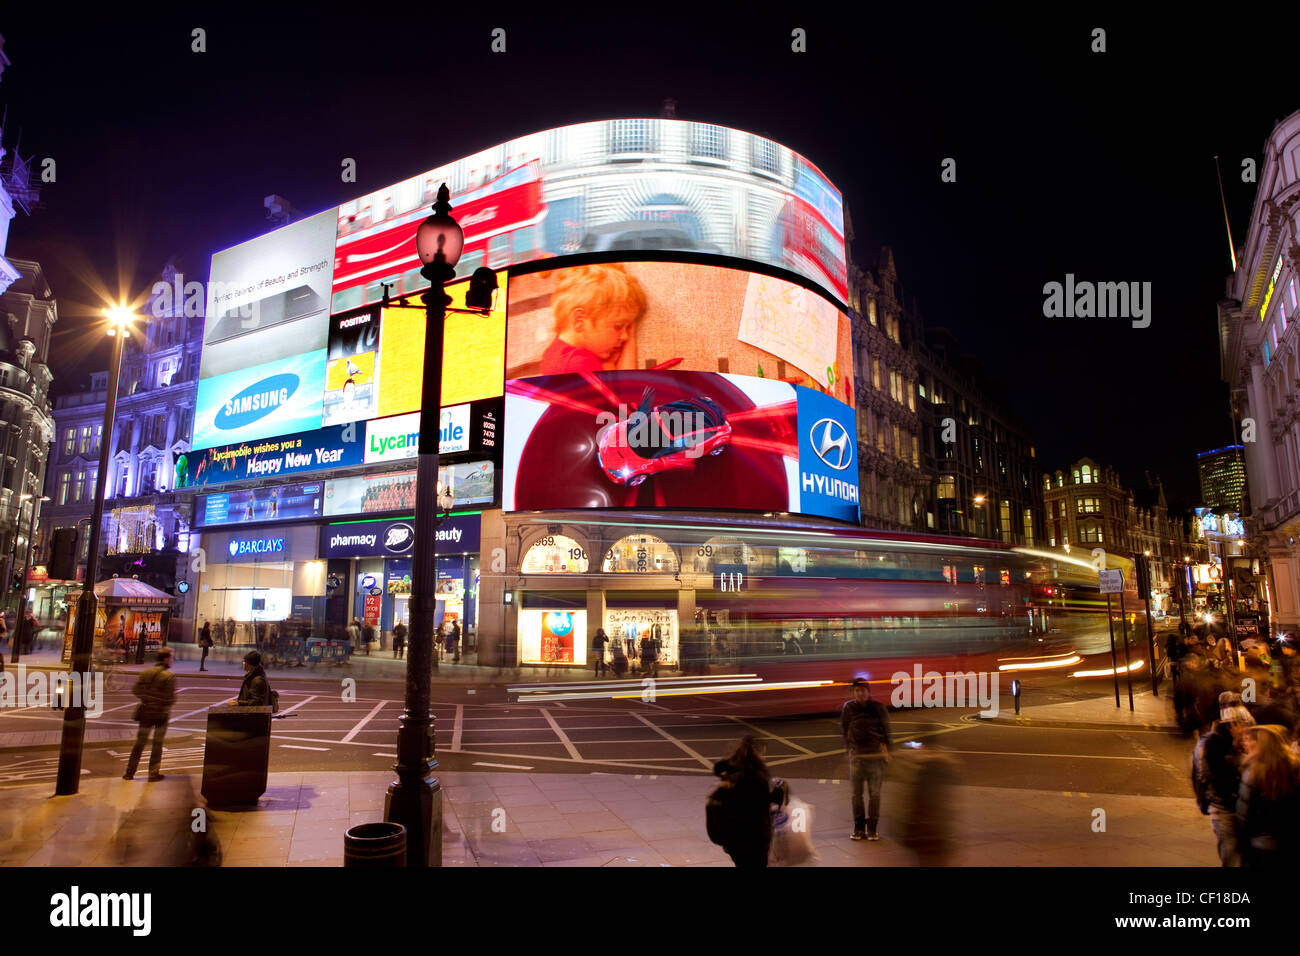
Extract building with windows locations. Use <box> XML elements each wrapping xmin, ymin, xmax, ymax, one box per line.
<box><xmin>0</xmin><ymin>259</ymin><xmax>56</xmax><ymax>613</ymax></box>
<box><xmin>1043</xmin><ymin>459</ymin><xmax>1130</xmax><ymax>551</ymax></box>
<box><xmin>848</xmin><ymin>248</ymin><xmax>925</xmax><ymax>531</ymax></box>
<box><xmin>1217</xmin><ymin>108</ymin><xmax>1300</xmax><ymax>633</ymax></box>
<box><xmin>1197</xmin><ymin>444</ymin><xmax>1247</xmax><ymax>511</ymax></box>
<box><xmin>37</xmin><ymin>259</ymin><xmax>201</xmax><ymax>627</ymax></box>
<box><xmin>914</xmin><ymin>327</ymin><xmax>1042</xmax><ymax>544</ymax></box>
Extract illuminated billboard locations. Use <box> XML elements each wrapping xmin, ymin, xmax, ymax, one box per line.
<box><xmin>196</xmin><ymin>481</ymin><xmax>325</xmax><ymax>528</ymax></box>
<box><xmin>201</xmin><ymin>208</ymin><xmax>337</xmax><ymax>381</ymax></box>
<box><xmin>182</xmin><ymin>425</ymin><xmax>364</xmax><ymax>488</ymax></box>
<box><xmin>503</xmin><ymin>371</ymin><xmax>859</xmax><ymax>522</ymax></box>
<box><xmin>505</xmin><ymin>261</ymin><xmax>854</xmax><ymax>404</ymax></box>
<box><xmin>333</xmin><ymin>119</ymin><xmax>847</xmax><ymax>310</ymax></box>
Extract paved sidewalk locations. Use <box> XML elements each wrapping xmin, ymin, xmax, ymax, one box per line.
<box><xmin>998</xmin><ymin>688</ymin><xmax>1179</xmax><ymax>730</ymax></box>
<box><xmin>0</xmin><ymin>765</ymin><xmax>1217</xmax><ymax>867</ymax></box>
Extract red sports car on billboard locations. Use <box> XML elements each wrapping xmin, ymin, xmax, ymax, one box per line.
<box><xmin>597</xmin><ymin>389</ymin><xmax>732</xmax><ymax>486</ymax></box>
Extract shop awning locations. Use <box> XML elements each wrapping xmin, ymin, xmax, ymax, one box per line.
<box><xmin>87</xmin><ymin>578</ymin><xmax>175</xmax><ymax>605</ymax></box>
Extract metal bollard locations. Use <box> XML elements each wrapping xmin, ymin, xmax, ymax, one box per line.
<box><xmin>1011</xmin><ymin>679</ymin><xmax>1021</xmax><ymax>716</ymax></box>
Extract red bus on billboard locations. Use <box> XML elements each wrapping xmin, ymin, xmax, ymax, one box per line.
<box><xmin>779</xmin><ymin>158</ymin><xmax>848</xmax><ymax>302</ymax></box>
<box><xmin>334</xmin><ymin>160</ymin><xmax>546</xmax><ymax>306</ymax></box>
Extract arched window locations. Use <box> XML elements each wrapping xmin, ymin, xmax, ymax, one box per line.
<box><xmin>1072</xmin><ymin>469</ymin><xmax>1081</xmax><ymax>485</ymax></box>
<box><xmin>603</xmin><ymin>534</ymin><xmax>678</xmax><ymax>574</ymax></box>
<box><xmin>522</xmin><ymin>534</ymin><xmax>589</xmax><ymax>573</ymax></box>
<box><xmin>1081</xmin><ymin>465</ymin><xmax>1092</xmax><ymax>484</ymax></box>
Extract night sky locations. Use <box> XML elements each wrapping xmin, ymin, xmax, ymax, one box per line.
<box><xmin>2</xmin><ymin>8</ymin><xmax>1291</xmax><ymax>514</ymax></box>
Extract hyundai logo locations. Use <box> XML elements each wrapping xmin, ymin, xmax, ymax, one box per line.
<box><xmin>810</xmin><ymin>418</ymin><xmax>853</xmax><ymax>470</ymax></box>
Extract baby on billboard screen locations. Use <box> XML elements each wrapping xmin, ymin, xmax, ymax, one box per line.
<box><xmin>540</xmin><ymin>264</ymin><xmax>646</xmax><ymax>374</ymax></box>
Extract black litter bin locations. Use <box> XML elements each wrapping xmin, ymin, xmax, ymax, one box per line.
<box><xmin>201</xmin><ymin>705</ymin><xmax>272</xmax><ymax>807</ymax></box>
<box><xmin>344</xmin><ymin>822</ymin><xmax>407</xmax><ymax>867</ymax></box>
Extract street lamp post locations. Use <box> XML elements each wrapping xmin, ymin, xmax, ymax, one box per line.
<box><xmin>55</xmin><ymin>308</ymin><xmax>132</xmax><ymax>796</ymax></box>
<box><xmin>385</xmin><ymin>184</ymin><xmax>504</xmax><ymax>867</ymax></box>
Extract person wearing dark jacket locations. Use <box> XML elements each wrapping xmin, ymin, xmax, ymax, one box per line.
<box><xmin>1236</xmin><ymin>723</ymin><xmax>1300</xmax><ymax>867</ymax></box>
<box><xmin>199</xmin><ymin>622</ymin><xmax>213</xmax><ymax>671</ymax></box>
<box><xmin>711</xmin><ymin>735</ymin><xmax>783</xmax><ymax>867</ymax></box>
<box><xmin>125</xmin><ymin>649</ymin><xmax>175</xmax><ymax>781</ymax></box>
<box><xmin>392</xmin><ymin>621</ymin><xmax>407</xmax><ymax>660</ymax></box>
<box><xmin>228</xmin><ymin>651</ymin><xmax>272</xmax><ymax>707</ymax></box>
<box><xmin>842</xmin><ymin>677</ymin><xmax>892</xmax><ymax>841</ymax></box>
<box><xmin>1197</xmin><ymin>696</ymin><xmax>1255</xmax><ymax>866</ymax></box>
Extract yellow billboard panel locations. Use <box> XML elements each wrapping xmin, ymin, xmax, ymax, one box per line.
<box><xmin>376</xmin><ymin>270</ymin><xmax>507</xmax><ymax>416</ymax></box>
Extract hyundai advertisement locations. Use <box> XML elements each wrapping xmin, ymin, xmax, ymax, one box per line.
<box><xmin>332</xmin><ymin>119</ymin><xmax>847</xmax><ymax>311</ymax></box>
<box><xmin>506</xmin><ymin>262</ymin><xmax>854</xmax><ymax>405</ymax></box>
<box><xmin>193</xmin><ymin>349</ymin><xmax>328</xmax><ymax>451</ymax></box>
<box><xmin>503</xmin><ymin>370</ymin><xmax>859</xmax><ymax>521</ymax></box>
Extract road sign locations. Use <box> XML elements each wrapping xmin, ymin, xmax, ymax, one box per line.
<box><xmin>1099</xmin><ymin>568</ymin><xmax>1124</xmax><ymax>593</ymax></box>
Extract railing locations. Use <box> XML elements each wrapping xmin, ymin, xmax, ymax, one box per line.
<box><xmin>1263</xmin><ymin>489</ymin><xmax>1300</xmax><ymax>528</ymax></box>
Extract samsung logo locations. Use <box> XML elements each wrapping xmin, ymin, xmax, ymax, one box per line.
<box><xmin>216</xmin><ymin>373</ymin><xmax>299</xmax><ymax>430</ymax></box>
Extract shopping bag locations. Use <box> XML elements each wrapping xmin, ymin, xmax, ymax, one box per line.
<box><xmin>769</xmin><ymin>795</ymin><xmax>817</xmax><ymax>866</ymax></box>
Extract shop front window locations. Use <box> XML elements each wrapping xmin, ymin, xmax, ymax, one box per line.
<box><xmin>522</xmin><ymin>534</ymin><xmax>589</xmax><ymax>573</ymax></box>
<box><xmin>603</xmin><ymin>534</ymin><xmax>678</xmax><ymax>573</ymax></box>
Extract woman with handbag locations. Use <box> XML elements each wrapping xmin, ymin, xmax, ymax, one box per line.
<box><xmin>707</xmin><ymin>735</ymin><xmax>784</xmax><ymax>867</ymax></box>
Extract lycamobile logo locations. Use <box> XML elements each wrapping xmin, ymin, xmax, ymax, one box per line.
<box><xmin>216</xmin><ymin>373</ymin><xmax>299</xmax><ymax>430</ymax></box>
<box><xmin>370</xmin><ymin>428</ymin><xmax>418</xmax><ymax>457</ymax></box>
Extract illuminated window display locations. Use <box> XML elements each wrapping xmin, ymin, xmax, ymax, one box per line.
<box><xmin>603</xmin><ymin>534</ymin><xmax>679</xmax><ymax>573</ymax></box>
<box><xmin>518</xmin><ymin>609</ymin><xmax>588</xmax><ymax>665</ymax></box>
<box><xmin>603</xmin><ymin>608</ymin><xmax>678</xmax><ymax>666</ymax></box>
<box><xmin>521</xmin><ymin>535</ymin><xmax>590</xmax><ymax>573</ymax></box>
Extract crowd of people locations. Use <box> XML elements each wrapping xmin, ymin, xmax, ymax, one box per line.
<box><xmin>1176</xmin><ymin>626</ymin><xmax>1300</xmax><ymax>866</ymax></box>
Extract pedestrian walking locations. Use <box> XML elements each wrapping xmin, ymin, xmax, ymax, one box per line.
<box><xmin>1236</xmin><ymin>723</ymin><xmax>1300</xmax><ymax>867</ymax></box>
<box><xmin>347</xmin><ymin>618</ymin><xmax>361</xmax><ymax>654</ymax></box>
<box><xmin>198</xmin><ymin>621</ymin><xmax>213</xmax><ymax>671</ymax></box>
<box><xmin>124</xmin><ymin>649</ymin><xmax>175</xmax><ymax>781</ymax></box>
<box><xmin>1194</xmin><ymin>693</ymin><xmax>1255</xmax><ymax>866</ymax></box>
<box><xmin>592</xmin><ymin>628</ymin><xmax>609</xmax><ymax>677</ymax></box>
<box><xmin>449</xmin><ymin>620</ymin><xmax>461</xmax><ymax>663</ymax></box>
<box><xmin>706</xmin><ymin>735</ymin><xmax>784</xmax><ymax>867</ymax></box>
<box><xmin>842</xmin><ymin>677</ymin><xmax>892</xmax><ymax>841</ymax></box>
<box><xmin>392</xmin><ymin>620</ymin><xmax>407</xmax><ymax>660</ymax></box>
<box><xmin>611</xmin><ymin>641</ymin><xmax>628</xmax><ymax>678</ymax></box>
<box><xmin>228</xmin><ymin>650</ymin><xmax>274</xmax><ymax>707</ymax></box>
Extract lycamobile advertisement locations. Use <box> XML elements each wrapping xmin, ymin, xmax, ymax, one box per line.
<box><xmin>193</xmin><ymin>350</ymin><xmax>328</xmax><ymax>451</ymax></box>
<box><xmin>364</xmin><ymin>405</ymin><xmax>470</xmax><ymax>463</ymax></box>
<box><xmin>182</xmin><ymin>425</ymin><xmax>364</xmax><ymax>488</ymax></box>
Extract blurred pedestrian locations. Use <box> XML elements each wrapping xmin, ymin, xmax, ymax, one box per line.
<box><xmin>1194</xmin><ymin>693</ymin><xmax>1255</xmax><ymax>866</ymax></box>
<box><xmin>592</xmin><ymin>628</ymin><xmax>609</xmax><ymax>677</ymax></box>
<box><xmin>1236</xmin><ymin>724</ymin><xmax>1300</xmax><ymax>867</ymax></box>
<box><xmin>611</xmin><ymin>641</ymin><xmax>628</xmax><ymax>678</ymax></box>
<box><xmin>124</xmin><ymin>649</ymin><xmax>175</xmax><ymax>781</ymax></box>
<box><xmin>199</xmin><ymin>621</ymin><xmax>213</xmax><ymax>671</ymax></box>
<box><xmin>842</xmin><ymin>676</ymin><xmax>892</xmax><ymax>841</ymax></box>
<box><xmin>707</xmin><ymin>735</ymin><xmax>784</xmax><ymax>867</ymax></box>
<box><xmin>362</xmin><ymin>620</ymin><xmax>375</xmax><ymax>656</ymax></box>
<box><xmin>392</xmin><ymin>620</ymin><xmax>407</xmax><ymax>660</ymax></box>
<box><xmin>449</xmin><ymin>620</ymin><xmax>461</xmax><ymax>663</ymax></box>
<box><xmin>348</xmin><ymin>618</ymin><xmax>362</xmax><ymax>654</ymax></box>
<box><xmin>898</xmin><ymin>745</ymin><xmax>958</xmax><ymax>864</ymax></box>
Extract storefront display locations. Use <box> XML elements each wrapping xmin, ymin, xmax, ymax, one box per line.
<box><xmin>603</xmin><ymin>608</ymin><xmax>678</xmax><ymax>666</ymax></box>
<box><xmin>519</xmin><ymin>609</ymin><xmax>587</xmax><ymax>665</ymax></box>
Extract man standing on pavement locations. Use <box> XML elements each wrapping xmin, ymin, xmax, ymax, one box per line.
<box><xmin>842</xmin><ymin>677</ymin><xmax>891</xmax><ymax>841</ymax></box>
<box><xmin>124</xmin><ymin>649</ymin><xmax>175</xmax><ymax>781</ymax></box>
<box><xmin>392</xmin><ymin>619</ymin><xmax>407</xmax><ymax>659</ymax></box>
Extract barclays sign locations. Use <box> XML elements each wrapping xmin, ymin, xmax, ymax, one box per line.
<box><xmin>226</xmin><ymin>536</ymin><xmax>287</xmax><ymax>559</ymax></box>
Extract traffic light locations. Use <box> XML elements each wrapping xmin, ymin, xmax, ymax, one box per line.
<box><xmin>9</xmin><ymin>573</ymin><xmax>21</xmax><ymax>592</ymax></box>
<box><xmin>48</xmin><ymin>527</ymin><xmax>79</xmax><ymax>582</ymax></box>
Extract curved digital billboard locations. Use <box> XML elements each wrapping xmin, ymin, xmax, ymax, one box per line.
<box><xmin>332</xmin><ymin>119</ymin><xmax>847</xmax><ymax>311</ymax></box>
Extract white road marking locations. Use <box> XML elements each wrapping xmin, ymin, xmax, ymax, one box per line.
<box><xmin>473</xmin><ymin>761</ymin><xmax>533</xmax><ymax>770</ymax></box>
<box><xmin>539</xmin><ymin>708</ymin><xmax>582</xmax><ymax>761</ymax></box>
<box><xmin>725</xmin><ymin>716</ymin><xmax>815</xmax><ymax>754</ymax></box>
<box><xmin>451</xmin><ymin>704</ymin><xmax>464</xmax><ymax>753</ymax></box>
<box><xmin>372</xmin><ymin>753</ymin><xmax>398</xmax><ymax>758</ymax></box>
<box><xmin>630</xmin><ymin>713</ymin><xmax>714</xmax><ymax>769</ymax></box>
<box><xmin>341</xmin><ymin>699</ymin><xmax>386</xmax><ymax>742</ymax></box>
<box><xmin>280</xmin><ymin>744</ymin><xmax>330</xmax><ymax>751</ymax></box>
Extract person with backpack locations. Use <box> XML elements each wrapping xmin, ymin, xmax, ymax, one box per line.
<box><xmin>1194</xmin><ymin>692</ymin><xmax>1255</xmax><ymax>866</ymax></box>
<box><xmin>124</xmin><ymin>649</ymin><xmax>175</xmax><ymax>781</ymax></box>
<box><xmin>706</xmin><ymin>735</ymin><xmax>784</xmax><ymax>867</ymax></box>
<box><xmin>842</xmin><ymin>677</ymin><xmax>892</xmax><ymax>841</ymax></box>
<box><xmin>228</xmin><ymin>650</ymin><xmax>276</xmax><ymax>710</ymax></box>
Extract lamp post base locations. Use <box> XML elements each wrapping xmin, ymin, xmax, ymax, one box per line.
<box><xmin>385</xmin><ymin>775</ymin><xmax>442</xmax><ymax>867</ymax></box>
